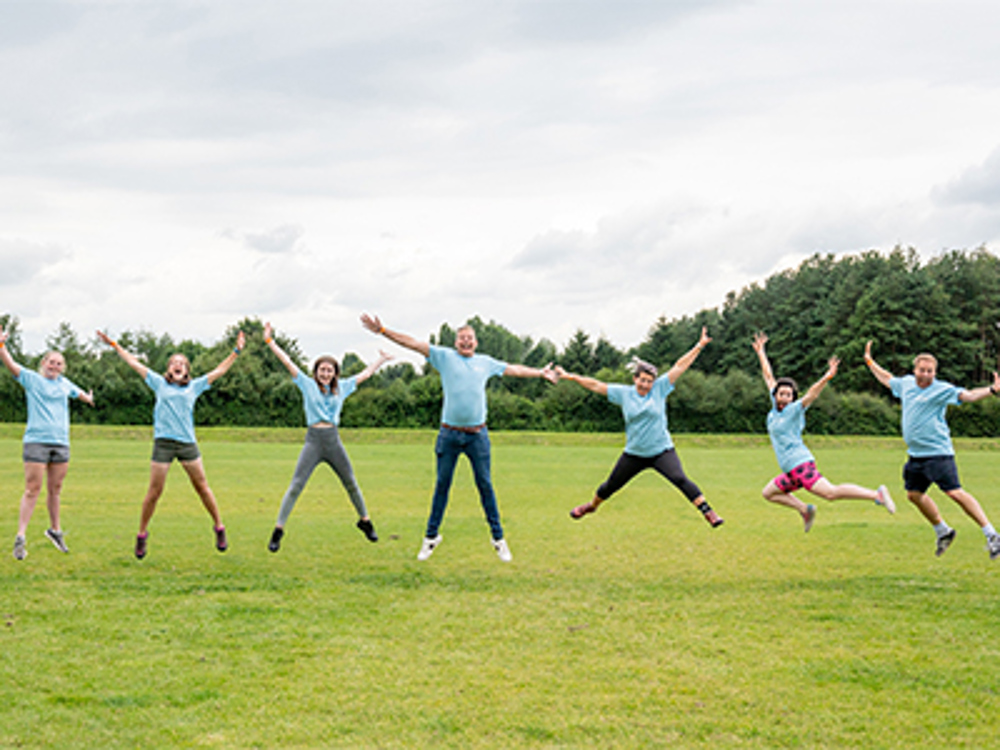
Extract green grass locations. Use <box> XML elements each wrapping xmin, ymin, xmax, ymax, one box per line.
<box><xmin>2</xmin><ymin>427</ymin><xmax>1000</xmax><ymax>748</ymax></box>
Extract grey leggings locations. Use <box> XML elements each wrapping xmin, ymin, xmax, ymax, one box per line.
<box><xmin>276</xmin><ymin>426</ymin><xmax>368</xmax><ymax>527</ymax></box>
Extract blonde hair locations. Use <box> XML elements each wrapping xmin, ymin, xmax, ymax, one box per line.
<box><xmin>164</xmin><ymin>353</ymin><xmax>192</xmax><ymax>386</ymax></box>
<box><xmin>913</xmin><ymin>353</ymin><xmax>938</xmax><ymax>368</ymax></box>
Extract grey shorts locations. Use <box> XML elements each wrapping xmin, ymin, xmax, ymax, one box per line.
<box><xmin>152</xmin><ymin>438</ymin><xmax>201</xmax><ymax>464</ymax></box>
<box><xmin>23</xmin><ymin>443</ymin><xmax>70</xmax><ymax>464</ymax></box>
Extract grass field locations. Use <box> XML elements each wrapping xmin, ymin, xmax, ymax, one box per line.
<box><xmin>2</xmin><ymin>425</ymin><xmax>1000</xmax><ymax>749</ymax></box>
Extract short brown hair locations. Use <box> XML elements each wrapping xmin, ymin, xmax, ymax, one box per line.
<box><xmin>913</xmin><ymin>353</ymin><xmax>938</xmax><ymax>368</ymax></box>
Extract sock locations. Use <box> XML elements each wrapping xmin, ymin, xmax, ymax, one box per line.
<box><xmin>982</xmin><ymin>524</ymin><xmax>997</xmax><ymax>539</ymax></box>
<box><xmin>933</xmin><ymin>522</ymin><xmax>951</xmax><ymax>537</ymax></box>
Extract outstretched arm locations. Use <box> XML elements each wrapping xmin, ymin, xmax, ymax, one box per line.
<box><xmin>959</xmin><ymin>371</ymin><xmax>1000</xmax><ymax>403</ymax></box>
<box><xmin>97</xmin><ymin>330</ymin><xmax>149</xmax><ymax>380</ymax></box>
<box><xmin>263</xmin><ymin>322</ymin><xmax>301</xmax><ymax>378</ymax></box>
<box><xmin>801</xmin><ymin>357</ymin><xmax>838</xmax><ymax>408</ymax></box>
<box><xmin>554</xmin><ymin>365</ymin><xmax>608</xmax><ymax>396</ymax></box>
<box><xmin>667</xmin><ymin>327</ymin><xmax>711</xmax><ymax>384</ymax></box>
<box><xmin>864</xmin><ymin>340</ymin><xmax>893</xmax><ymax>389</ymax></box>
<box><xmin>355</xmin><ymin>350</ymin><xmax>395</xmax><ymax>385</ymax></box>
<box><xmin>504</xmin><ymin>362</ymin><xmax>558</xmax><ymax>383</ymax></box>
<box><xmin>752</xmin><ymin>332</ymin><xmax>776</xmax><ymax>392</ymax></box>
<box><xmin>0</xmin><ymin>326</ymin><xmax>21</xmax><ymax>378</ymax></box>
<box><xmin>361</xmin><ymin>313</ymin><xmax>431</xmax><ymax>358</ymax></box>
<box><xmin>206</xmin><ymin>331</ymin><xmax>246</xmax><ymax>384</ymax></box>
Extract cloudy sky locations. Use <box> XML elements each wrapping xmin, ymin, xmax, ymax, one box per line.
<box><xmin>3</xmin><ymin>0</ymin><xmax>1000</xmax><ymax>365</ymax></box>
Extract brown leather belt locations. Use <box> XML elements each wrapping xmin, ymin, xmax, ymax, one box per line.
<box><xmin>442</xmin><ymin>423</ymin><xmax>485</xmax><ymax>434</ymax></box>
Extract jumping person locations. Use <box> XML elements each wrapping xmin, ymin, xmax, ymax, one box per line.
<box><xmin>865</xmin><ymin>340</ymin><xmax>1000</xmax><ymax>559</ymax></box>
<box><xmin>263</xmin><ymin>322</ymin><xmax>393</xmax><ymax>552</ymax></box>
<box><xmin>556</xmin><ymin>327</ymin><xmax>723</xmax><ymax>528</ymax></box>
<box><xmin>97</xmin><ymin>328</ymin><xmax>245</xmax><ymax>559</ymax></box>
<box><xmin>1</xmin><ymin>325</ymin><xmax>94</xmax><ymax>560</ymax></box>
<box><xmin>361</xmin><ymin>313</ymin><xmax>557</xmax><ymax>562</ymax></box>
<box><xmin>752</xmin><ymin>332</ymin><xmax>894</xmax><ymax>532</ymax></box>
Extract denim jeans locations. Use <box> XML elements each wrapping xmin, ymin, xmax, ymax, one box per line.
<box><xmin>427</xmin><ymin>426</ymin><xmax>503</xmax><ymax>540</ymax></box>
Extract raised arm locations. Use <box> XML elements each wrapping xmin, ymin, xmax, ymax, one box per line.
<box><xmin>0</xmin><ymin>326</ymin><xmax>21</xmax><ymax>378</ymax></box>
<box><xmin>667</xmin><ymin>326</ymin><xmax>711</xmax><ymax>384</ymax></box>
<box><xmin>263</xmin><ymin>322</ymin><xmax>301</xmax><ymax>378</ymax></box>
<box><xmin>959</xmin><ymin>371</ymin><xmax>1000</xmax><ymax>404</ymax></box>
<box><xmin>752</xmin><ymin>332</ymin><xmax>776</xmax><ymax>392</ymax></box>
<box><xmin>554</xmin><ymin>365</ymin><xmax>608</xmax><ymax>396</ymax></box>
<box><xmin>97</xmin><ymin>330</ymin><xmax>148</xmax><ymax>379</ymax></box>
<box><xmin>206</xmin><ymin>331</ymin><xmax>246</xmax><ymax>384</ymax></box>
<box><xmin>355</xmin><ymin>350</ymin><xmax>395</xmax><ymax>385</ymax></box>
<box><xmin>864</xmin><ymin>340</ymin><xmax>892</xmax><ymax>389</ymax></box>
<box><xmin>801</xmin><ymin>357</ymin><xmax>838</xmax><ymax>408</ymax></box>
<box><xmin>504</xmin><ymin>362</ymin><xmax>558</xmax><ymax>383</ymax></box>
<box><xmin>361</xmin><ymin>313</ymin><xmax>430</xmax><ymax>357</ymax></box>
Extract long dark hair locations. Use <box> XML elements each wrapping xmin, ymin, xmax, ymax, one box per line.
<box><xmin>313</xmin><ymin>355</ymin><xmax>340</xmax><ymax>395</ymax></box>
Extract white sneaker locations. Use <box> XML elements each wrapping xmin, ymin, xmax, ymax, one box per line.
<box><xmin>492</xmin><ymin>537</ymin><xmax>512</xmax><ymax>562</ymax></box>
<box><xmin>13</xmin><ymin>535</ymin><xmax>27</xmax><ymax>561</ymax></box>
<box><xmin>416</xmin><ymin>535</ymin><xmax>442</xmax><ymax>561</ymax></box>
<box><xmin>876</xmin><ymin>485</ymin><xmax>896</xmax><ymax>515</ymax></box>
<box><xmin>988</xmin><ymin>534</ymin><xmax>1000</xmax><ymax>561</ymax></box>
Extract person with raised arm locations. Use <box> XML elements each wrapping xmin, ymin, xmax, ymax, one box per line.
<box><xmin>97</xmin><ymin>328</ymin><xmax>244</xmax><ymax>559</ymax></box>
<box><xmin>1</xmin><ymin>324</ymin><xmax>94</xmax><ymax>560</ymax></box>
<box><xmin>262</xmin><ymin>322</ymin><xmax>393</xmax><ymax>552</ymax></box>
<box><xmin>361</xmin><ymin>312</ymin><xmax>556</xmax><ymax>562</ymax></box>
<box><xmin>865</xmin><ymin>340</ymin><xmax>1000</xmax><ymax>559</ymax></box>
<box><xmin>556</xmin><ymin>327</ymin><xmax>723</xmax><ymax>529</ymax></box>
<box><xmin>752</xmin><ymin>332</ymin><xmax>894</xmax><ymax>532</ymax></box>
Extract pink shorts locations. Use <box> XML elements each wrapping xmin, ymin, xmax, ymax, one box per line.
<box><xmin>774</xmin><ymin>461</ymin><xmax>823</xmax><ymax>493</ymax></box>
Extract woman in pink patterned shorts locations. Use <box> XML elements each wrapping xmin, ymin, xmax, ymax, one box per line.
<box><xmin>753</xmin><ymin>333</ymin><xmax>896</xmax><ymax>532</ymax></box>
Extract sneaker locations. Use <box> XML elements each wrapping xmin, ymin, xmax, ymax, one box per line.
<box><xmin>215</xmin><ymin>525</ymin><xmax>228</xmax><ymax>553</ymax></box>
<box><xmin>492</xmin><ymin>537</ymin><xmax>513</xmax><ymax>562</ymax></box>
<box><xmin>803</xmin><ymin>504</ymin><xmax>817</xmax><ymax>533</ymax></box>
<box><xmin>704</xmin><ymin>509</ymin><xmax>724</xmax><ymax>528</ymax></box>
<box><xmin>13</xmin><ymin>535</ymin><xmax>27</xmax><ymax>561</ymax></box>
<box><xmin>935</xmin><ymin>528</ymin><xmax>956</xmax><ymax>557</ymax></box>
<box><xmin>416</xmin><ymin>535</ymin><xmax>442</xmax><ymax>561</ymax></box>
<box><xmin>876</xmin><ymin>485</ymin><xmax>896</xmax><ymax>515</ymax></box>
<box><xmin>268</xmin><ymin>527</ymin><xmax>284</xmax><ymax>553</ymax></box>
<box><xmin>570</xmin><ymin>502</ymin><xmax>596</xmax><ymax>520</ymax></box>
<box><xmin>988</xmin><ymin>534</ymin><xmax>1000</xmax><ymax>561</ymax></box>
<box><xmin>135</xmin><ymin>532</ymin><xmax>148</xmax><ymax>560</ymax></box>
<box><xmin>45</xmin><ymin>528</ymin><xmax>69</xmax><ymax>553</ymax></box>
<box><xmin>356</xmin><ymin>518</ymin><xmax>378</xmax><ymax>542</ymax></box>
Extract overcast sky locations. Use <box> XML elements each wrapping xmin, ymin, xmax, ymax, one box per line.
<box><xmin>3</xmin><ymin>0</ymin><xmax>1000</xmax><ymax>365</ymax></box>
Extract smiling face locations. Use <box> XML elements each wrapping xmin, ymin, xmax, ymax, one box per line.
<box><xmin>634</xmin><ymin>371</ymin><xmax>655</xmax><ymax>397</ymax></box>
<box><xmin>315</xmin><ymin>361</ymin><xmax>337</xmax><ymax>386</ymax></box>
<box><xmin>165</xmin><ymin>354</ymin><xmax>191</xmax><ymax>384</ymax></box>
<box><xmin>774</xmin><ymin>384</ymin><xmax>796</xmax><ymax>410</ymax></box>
<box><xmin>913</xmin><ymin>355</ymin><xmax>937</xmax><ymax>388</ymax></box>
<box><xmin>455</xmin><ymin>326</ymin><xmax>478</xmax><ymax>357</ymax></box>
<box><xmin>40</xmin><ymin>351</ymin><xmax>66</xmax><ymax>380</ymax></box>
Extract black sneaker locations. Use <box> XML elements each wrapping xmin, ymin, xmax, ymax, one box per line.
<box><xmin>356</xmin><ymin>518</ymin><xmax>378</xmax><ymax>542</ymax></box>
<box><xmin>268</xmin><ymin>527</ymin><xmax>284</xmax><ymax>553</ymax></box>
<box><xmin>45</xmin><ymin>528</ymin><xmax>69</xmax><ymax>553</ymax></box>
<box><xmin>215</xmin><ymin>525</ymin><xmax>228</xmax><ymax>553</ymax></box>
<box><xmin>135</xmin><ymin>532</ymin><xmax>148</xmax><ymax>560</ymax></box>
<box><xmin>935</xmin><ymin>528</ymin><xmax>956</xmax><ymax>557</ymax></box>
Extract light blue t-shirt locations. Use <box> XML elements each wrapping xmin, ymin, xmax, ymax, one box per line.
<box><xmin>427</xmin><ymin>345</ymin><xmax>508</xmax><ymax>427</ymax></box>
<box><xmin>766</xmin><ymin>397</ymin><xmax>815</xmax><ymax>473</ymax></box>
<box><xmin>890</xmin><ymin>375</ymin><xmax>962</xmax><ymax>457</ymax></box>
<box><xmin>145</xmin><ymin>370</ymin><xmax>211</xmax><ymax>443</ymax></box>
<box><xmin>293</xmin><ymin>370</ymin><xmax>357</xmax><ymax>426</ymax></box>
<box><xmin>16</xmin><ymin>369</ymin><xmax>83</xmax><ymax>446</ymax></box>
<box><xmin>606</xmin><ymin>375</ymin><xmax>674</xmax><ymax>457</ymax></box>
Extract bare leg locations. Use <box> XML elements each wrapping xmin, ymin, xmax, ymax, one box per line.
<box><xmin>44</xmin><ymin>462</ymin><xmax>69</xmax><ymax>532</ymax></box>
<box><xmin>944</xmin><ymin>488</ymin><xmax>991</xmax><ymax>528</ymax></box>
<box><xmin>139</xmin><ymin>462</ymin><xmax>171</xmax><ymax>534</ymax></box>
<box><xmin>808</xmin><ymin>477</ymin><xmax>878</xmax><ymax>502</ymax></box>
<box><xmin>762</xmin><ymin>480</ymin><xmax>810</xmax><ymax>513</ymax></box>
<box><xmin>181</xmin><ymin>458</ymin><xmax>223</xmax><ymax>527</ymax></box>
<box><xmin>907</xmin><ymin>490</ymin><xmax>943</xmax><ymax>526</ymax></box>
<box><xmin>17</xmin><ymin>462</ymin><xmax>45</xmax><ymax>537</ymax></box>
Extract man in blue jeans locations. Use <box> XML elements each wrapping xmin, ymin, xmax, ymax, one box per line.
<box><xmin>362</xmin><ymin>313</ymin><xmax>556</xmax><ymax>561</ymax></box>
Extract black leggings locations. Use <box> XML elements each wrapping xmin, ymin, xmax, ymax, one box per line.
<box><xmin>597</xmin><ymin>449</ymin><xmax>702</xmax><ymax>502</ymax></box>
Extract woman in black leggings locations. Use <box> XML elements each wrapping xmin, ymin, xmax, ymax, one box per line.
<box><xmin>555</xmin><ymin>327</ymin><xmax>722</xmax><ymax>528</ymax></box>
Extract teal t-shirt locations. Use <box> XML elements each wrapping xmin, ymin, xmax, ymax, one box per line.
<box><xmin>16</xmin><ymin>369</ymin><xmax>82</xmax><ymax>445</ymax></box>
<box><xmin>293</xmin><ymin>370</ymin><xmax>357</xmax><ymax>426</ymax></box>
<box><xmin>606</xmin><ymin>375</ymin><xmax>674</xmax><ymax>457</ymax></box>
<box><xmin>890</xmin><ymin>375</ymin><xmax>962</xmax><ymax>457</ymax></box>
<box><xmin>145</xmin><ymin>371</ymin><xmax>211</xmax><ymax>443</ymax></box>
<box><xmin>766</xmin><ymin>397</ymin><xmax>815</xmax><ymax>473</ymax></box>
<box><xmin>427</xmin><ymin>346</ymin><xmax>507</xmax><ymax>427</ymax></box>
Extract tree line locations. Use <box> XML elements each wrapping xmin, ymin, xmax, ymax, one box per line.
<box><xmin>3</xmin><ymin>246</ymin><xmax>1000</xmax><ymax>436</ymax></box>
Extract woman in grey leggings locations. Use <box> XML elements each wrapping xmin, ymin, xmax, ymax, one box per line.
<box><xmin>264</xmin><ymin>322</ymin><xmax>393</xmax><ymax>552</ymax></box>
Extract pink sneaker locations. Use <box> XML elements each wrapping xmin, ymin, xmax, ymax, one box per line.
<box><xmin>570</xmin><ymin>502</ymin><xmax>596</xmax><ymax>520</ymax></box>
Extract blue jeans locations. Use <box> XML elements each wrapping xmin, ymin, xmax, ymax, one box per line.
<box><xmin>427</xmin><ymin>426</ymin><xmax>503</xmax><ymax>540</ymax></box>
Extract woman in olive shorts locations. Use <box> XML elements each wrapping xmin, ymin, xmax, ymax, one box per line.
<box><xmin>97</xmin><ymin>328</ymin><xmax>244</xmax><ymax>559</ymax></box>
<box><xmin>1</xmin><ymin>324</ymin><xmax>94</xmax><ymax>560</ymax></box>
<box><xmin>263</xmin><ymin>322</ymin><xmax>392</xmax><ymax>552</ymax></box>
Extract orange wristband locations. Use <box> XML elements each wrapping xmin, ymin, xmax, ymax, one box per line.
<box><xmin>265</xmin><ymin>337</ymin><xmax>273</xmax><ymax>344</ymax></box>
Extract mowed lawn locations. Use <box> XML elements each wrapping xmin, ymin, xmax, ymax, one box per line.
<box><xmin>2</xmin><ymin>426</ymin><xmax>999</xmax><ymax>749</ymax></box>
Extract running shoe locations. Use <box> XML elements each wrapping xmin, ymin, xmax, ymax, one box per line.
<box><xmin>135</xmin><ymin>532</ymin><xmax>148</xmax><ymax>560</ymax></box>
<box><xmin>803</xmin><ymin>504</ymin><xmax>817</xmax><ymax>533</ymax></box>
<box><xmin>45</xmin><ymin>528</ymin><xmax>69</xmax><ymax>553</ymax></box>
<box><xmin>570</xmin><ymin>502</ymin><xmax>596</xmax><ymax>520</ymax></box>
<box><xmin>13</xmin><ymin>535</ymin><xmax>27</xmax><ymax>561</ymax></box>
<box><xmin>416</xmin><ymin>535</ymin><xmax>442</xmax><ymax>561</ymax></box>
<box><xmin>988</xmin><ymin>534</ymin><xmax>1000</xmax><ymax>561</ymax></box>
<box><xmin>704</xmin><ymin>509</ymin><xmax>725</xmax><ymax>528</ymax></box>
<box><xmin>215</xmin><ymin>525</ymin><xmax>228</xmax><ymax>553</ymax></box>
<box><xmin>268</xmin><ymin>527</ymin><xmax>284</xmax><ymax>553</ymax></box>
<box><xmin>356</xmin><ymin>518</ymin><xmax>378</xmax><ymax>542</ymax></box>
<box><xmin>876</xmin><ymin>485</ymin><xmax>896</xmax><ymax>515</ymax></box>
<box><xmin>935</xmin><ymin>528</ymin><xmax>956</xmax><ymax>557</ymax></box>
<box><xmin>492</xmin><ymin>537</ymin><xmax>513</xmax><ymax>562</ymax></box>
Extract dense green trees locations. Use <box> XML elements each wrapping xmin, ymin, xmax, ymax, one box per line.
<box><xmin>3</xmin><ymin>247</ymin><xmax>1000</xmax><ymax>435</ymax></box>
